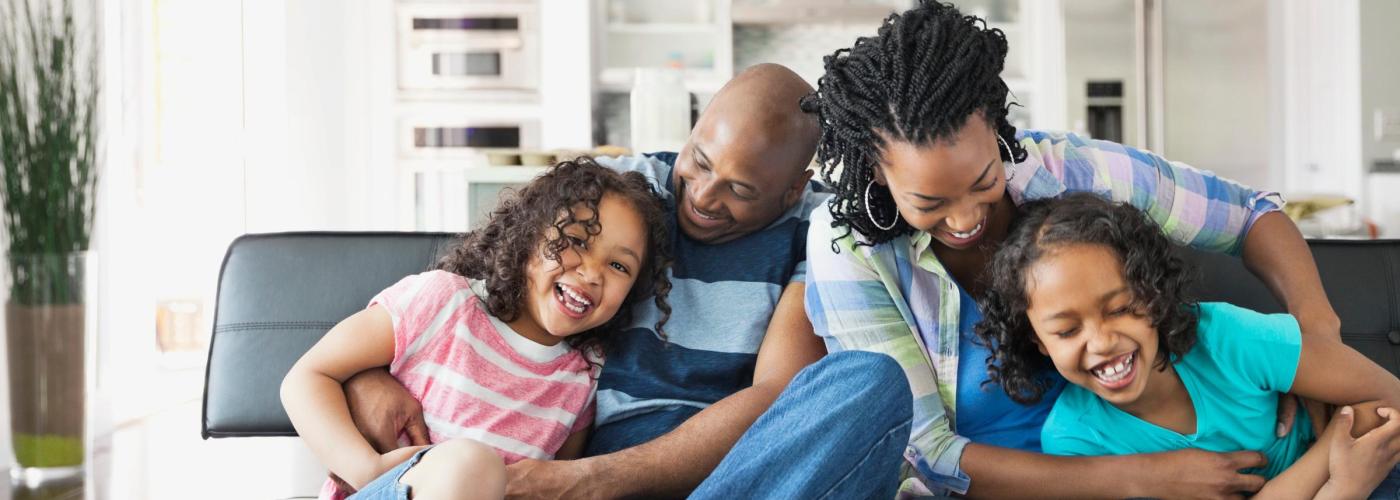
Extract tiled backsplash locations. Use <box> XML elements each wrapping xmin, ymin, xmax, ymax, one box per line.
<box><xmin>733</xmin><ymin>23</ymin><xmax>884</xmax><ymax>87</ymax></box>
<box><xmin>595</xmin><ymin>21</ymin><xmax>891</xmax><ymax>151</ymax></box>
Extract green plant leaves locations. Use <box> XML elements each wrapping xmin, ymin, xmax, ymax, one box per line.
<box><xmin>0</xmin><ymin>0</ymin><xmax>98</xmax><ymax>304</ymax></box>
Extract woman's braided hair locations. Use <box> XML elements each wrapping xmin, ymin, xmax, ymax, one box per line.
<box><xmin>800</xmin><ymin>0</ymin><xmax>1027</xmax><ymax>246</ymax></box>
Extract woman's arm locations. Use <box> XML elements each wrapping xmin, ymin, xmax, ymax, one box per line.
<box><xmin>1255</xmin><ymin>336</ymin><xmax>1400</xmax><ymax>497</ymax></box>
<box><xmin>1241</xmin><ymin>212</ymin><xmax>1342</xmax><ymax>342</ymax></box>
<box><xmin>280</xmin><ymin>305</ymin><xmax>407</xmax><ymax>489</ymax></box>
<box><xmin>1289</xmin><ymin>336</ymin><xmax>1400</xmax><ymax>435</ymax></box>
<box><xmin>1035</xmin><ymin>135</ymin><xmax>1337</xmax><ymax>341</ymax></box>
<box><xmin>959</xmin><ymin>444</ymin><xmax>1267</xmax><ymax>499</ymax></box>
<box><xmin>1042</xmin><ymin>135</ymin><xmax>1336</xmax><ymax>436</ymax></box>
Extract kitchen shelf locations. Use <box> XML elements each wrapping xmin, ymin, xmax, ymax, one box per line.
<box><xmin>607</xmin><ymin>22</ymin><xmax>722</xmax><ymax>35</ymax></box>
<box><xmin>731</xmin><ymin>4</ymin><xmax>899</xmax><ymax>24</ymax></box>
<box><xmin>598</xmin><ymin>67</ymin><xmax>727</xmax><ymax>93</ymax></box>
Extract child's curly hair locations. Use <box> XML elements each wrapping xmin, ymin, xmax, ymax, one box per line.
<box><xmin>437</xmin><ymin>157</ymin><xmax>673</xmax><ymax>358</ymax></box>
<box><xmin>975</xmin><ymin>193</ymin><xmax>1199</xmax><ymax>404</ymax></box>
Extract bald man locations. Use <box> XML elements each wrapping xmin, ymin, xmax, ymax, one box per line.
<box><xmin>342</xmin><ymin>64</ymin><xmax>913</xmax><ymax>498</ymax></box>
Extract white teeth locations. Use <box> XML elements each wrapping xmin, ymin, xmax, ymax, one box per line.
<box><xmin>556</xmin><ymin>284</ymin><xmax>592</xmax><ymax>315</ymax></box>
<box><xmin>1092</xmin><ymin>353</ymin><xmax>1135</xmax><ymax>383</ymax></box>
<box><xmin>692</xmin><ymin>205</ymin><xmax>719</xmax><ymax>220</ymax></box>
<box><xmin>950</xmin><ymin>222</ymin><xmax>983</xmax><ymax>239</ymax></box>
<box><xmin>563</xmin><ymin>286</ymin><xmax>592</xmax><ymax>307</ymax></box>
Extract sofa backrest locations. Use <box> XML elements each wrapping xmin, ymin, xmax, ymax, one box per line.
<box><xmin>201</xmin><ymin>233</ymin><xmax>1400</xmax><ymax>438</ymax></box>
<box><xmin>1188</xmin><ymin>240</ymin><xmax>1400</xmax><ymax>378</ymax></box>
<box><xmin>202</xmin><ymin>232</ymin><xmax>456</xmax><ymax>438</ymax></box>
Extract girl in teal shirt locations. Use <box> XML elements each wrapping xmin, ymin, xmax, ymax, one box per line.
<box><xmin>976</xmin><ymin>193</ymin><xmax>1400</xmax><ymax>498</ymax></box>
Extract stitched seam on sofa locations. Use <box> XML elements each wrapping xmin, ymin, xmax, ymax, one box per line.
<box><xmin>215</xmin><ymin>321</ymin><xmax>338</xmax><ymax>333</ymax></box>
<box><xmin>1387</xmin><ymin>248</ymin><xmax>1400</xmax><ymax>332</ymax></box>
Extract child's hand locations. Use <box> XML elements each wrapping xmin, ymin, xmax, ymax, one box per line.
<box><xmin>1323</xmin><ymin>406</ymin><xmax>1400</xmax><ymax>497</ymax></box>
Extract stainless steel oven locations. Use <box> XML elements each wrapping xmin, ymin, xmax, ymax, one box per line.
<box><xmin>398</xmin><ymin>114</ymin><xmax>541</xmax><ymax>160</ymax></box>
<box><xmin>396</xmin><ymin>3</ymin><xmax>539</xmax><ymax>91</ymax></box>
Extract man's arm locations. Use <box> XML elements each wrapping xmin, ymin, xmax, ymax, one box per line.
<box><xmin>506</xmin><ymin>282</ymin><xmax>825</xmax><ymax>499</ymax></box>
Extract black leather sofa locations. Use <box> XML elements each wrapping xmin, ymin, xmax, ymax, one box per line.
<box><xmin>201</xmin><ymin>232</ymin><xmax>1400</xmax><ymax>438</ymax></box>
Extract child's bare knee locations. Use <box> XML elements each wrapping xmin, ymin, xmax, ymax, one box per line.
<box><xmin>400</xmin><ymin>439</ymin><xmax>505</xmax><ymax>499</ymax></box>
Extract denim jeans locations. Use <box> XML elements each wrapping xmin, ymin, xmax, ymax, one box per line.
<box><xmin>348</xmin><ymin>446</ymin><xmax>434</xmax><ymax>500</ymax></box>
<box><xmin>589</xmin><ymin>350</ymin><xmax>913</xmax><ymax>499</ymax></box>
<box><xmin>1369</xmin><ymin>465</ymin><xmax>1400</xmax><ymax>500</ymax></box>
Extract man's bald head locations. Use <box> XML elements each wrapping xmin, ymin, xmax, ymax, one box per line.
<box><xmin>698</xmin><ymin>64</ymin><xmax>820</xmax><ymax>176</ymax></box>
<box><xmin>670</xmin><ymin>64</ymin><xmax>821</xmax><ymax>244</ymax></box>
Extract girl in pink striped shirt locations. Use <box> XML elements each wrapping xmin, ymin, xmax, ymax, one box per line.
<box><xmin>282</xmin><ymin>158</ymin><xmax>672</xmax><ymax>500</ymax></box>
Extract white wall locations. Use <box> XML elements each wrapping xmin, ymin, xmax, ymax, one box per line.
<box><xmin>1360</xmin><ymin>0</ymin><xmax>1400</xmax><ymax>236</ymax></box>
<box><xmin>1161</xmin><ymin>0</ymin><xmax>1274</xmax><ymax>190</ymax></box>
<box><xmin>243</xmin><ymin>0</ymin><xmax>393</xmax><ymax>233</ymax></box>
<box><xmin>91</xmin><ymin>1</ymin><xmax>390</xmax><ymax>497</ymax></box>
<box><xmin>1360</xmin><ymin>0</ymin><xmax>1400</xmax><ymax>166</ymax></box>
<box><xmin>1062</xmin><ymin>0</ymin><xmax>1137</xmax><ymax>145</ymax></box>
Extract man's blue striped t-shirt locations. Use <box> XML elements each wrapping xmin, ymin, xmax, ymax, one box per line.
<box><xmin>591</xmin><ymin>153</ymin><xmax>831</xmax><ymax>451</ymax></box>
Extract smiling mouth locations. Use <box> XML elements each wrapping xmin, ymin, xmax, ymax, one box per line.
<box><xmin>690</xmin><ymin>202</ymin><xmax>723</xmax><ymax>221</ymax></box>
<box><xmin>1088</xmin><ymin>351</ymin><xmax>1137</xmax><ymax>388</ymax></box>
<box><xmin>948</xmin><ymin>222</ymin><xmax>984</xmax><ymax>240</ymax></box>
<box><xmin>554</xmin><ymin>282</ymin><xmax>594</xmax><ymax>317</ymax></box>
<box><xmin>939</xmin><ymin>217</ymin><xmax>987</xmax><ymax>245</ymax></box>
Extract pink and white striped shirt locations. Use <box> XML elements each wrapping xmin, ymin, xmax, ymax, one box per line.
<box><xmin>321</xmin><ymin>270</ymin><xmax>597</xmax><ymax>499</ymax></box>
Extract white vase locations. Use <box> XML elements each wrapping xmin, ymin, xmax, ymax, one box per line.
<box><xmin>630</xmin><ymin>68</ymin><xmax>691</xmax><ymax>154</ymax></box>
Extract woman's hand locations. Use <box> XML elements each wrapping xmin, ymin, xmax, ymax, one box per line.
<box><xmin>1318</xmin><ymin>406</ymin><xmax>1400</xmax><ymax>499</ymax></box>
<box><xmin>1141</xmin><ymin>448</ymin><xmax>1268</xmax><ymax>499</ymax></box>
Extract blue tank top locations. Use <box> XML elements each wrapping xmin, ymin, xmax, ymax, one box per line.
<box><xmin>954</xmin><ymin>283</ymin><xmax>1066</xmax><ymax>451</ymax></box>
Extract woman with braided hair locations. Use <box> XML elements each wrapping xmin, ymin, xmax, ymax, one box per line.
<box><xmin>801</xmin><ymin>1</ymin><xmax>1347</xmax><ymax>497</ymax></box>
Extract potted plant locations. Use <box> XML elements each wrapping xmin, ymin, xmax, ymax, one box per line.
<box><xmin>0</xmin><ymin>0</ymin><xmax>98</xmax><ymax>482</ymax></box>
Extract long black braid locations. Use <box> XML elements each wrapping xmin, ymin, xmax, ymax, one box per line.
<box><xmin>799</xmin><ymin>0</ymin><xmax>1028</xmax><ymax>247</ymax></box>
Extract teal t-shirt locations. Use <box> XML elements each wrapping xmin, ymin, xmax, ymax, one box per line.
<box><xmin>1041</xmin><ymin>302</ymin><xmax>1314</xmax><ymax>479</ymax></box>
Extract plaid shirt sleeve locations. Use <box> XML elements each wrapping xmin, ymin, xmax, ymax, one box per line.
<box><xmin>803</xmin><ymin>206</ymin><xmax>973</xmax><ymax>495</ymax></box>
<box><xmin>1013</xmin><ymin>131</ymin><xmax>1284</xmax><ymax>255</ymax></box>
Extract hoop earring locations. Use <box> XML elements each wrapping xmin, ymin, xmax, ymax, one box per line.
<box><xmin>998</xmin><ymin>134</ymin><xmax>1017</xmax><ymax>182</ymax></box>
<box><xmin>864</xmin><ymin>178</ymin><xmax>899</xmax><ymax>231</ymax></box>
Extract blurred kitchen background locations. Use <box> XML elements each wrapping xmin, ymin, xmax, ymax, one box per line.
<box><xmin>23</xmin><ymin>0</ymin><xmax>1399</xmax><ymax>498</ymax></box>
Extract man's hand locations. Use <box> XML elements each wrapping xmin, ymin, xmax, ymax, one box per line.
<box><xmin>344</xmin><ymin>368</ymin><xmax>431</xmax><ymax>451</ymax></box>
<box><xmin>505</xmin><ymin>458</ymin><xmax>595</xmax><ymax>500</ymax></box>
<box><xmin>1141</xmin><ymin>448</ymin><xmax>1268</xmax><ymax>500</ymax></box>
<box><xmin>329</xmin><ymin>368</ymin><xmax>430</xmax><ymax>494</ymax></box>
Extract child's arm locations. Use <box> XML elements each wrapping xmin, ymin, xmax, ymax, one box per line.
<box><xmin>1256</xmin><ymin>336</ymin><xmax>1400</xmax><ymax>498</ymax></box>
<box><xmin>1315</xmin><ymin>405</ymin><xmax>1400</xmax><ymax>499</ymax></box>
<box><xmin>280</xmin><ymin>305</ymin><xmax>425</xmax><ymax>489</ymax></box>
<box><xmin>1253</xmin><ymin>403</ymin><xmax>1376</xmax><ymax>499</ymax></box>
<box><xmin>554</xmin><ymin>427</ymin><xmax>591</xmax><ymax>460</ymax></box>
